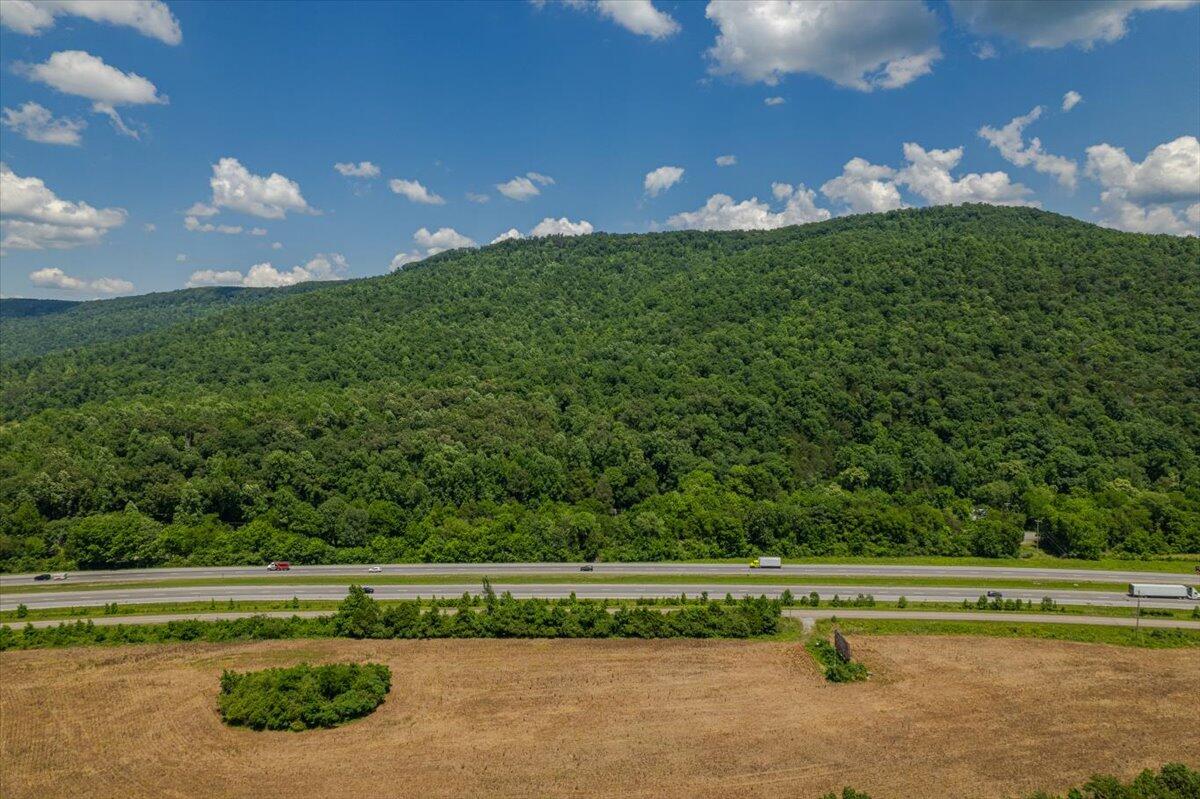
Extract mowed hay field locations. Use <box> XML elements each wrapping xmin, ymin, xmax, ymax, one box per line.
<box><xmin>2</xmin><ymin>637</ymin><xmax>1198</xmax><ymax>799</ymax></box>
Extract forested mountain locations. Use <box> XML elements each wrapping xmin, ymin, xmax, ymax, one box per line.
<box><xmin>2</xmin><ymin>205</ymin><xmax>1198</xmax><ymax>570</ymax></box>
<box><xmin>0</xmin><ymin>298</ymin><xmax>81</xmax><ymax>320</ymax></box>
<box><xmin>1</xmin><ymin>283</ymin><xmax>337</xmax><ymax>361</ymax></box>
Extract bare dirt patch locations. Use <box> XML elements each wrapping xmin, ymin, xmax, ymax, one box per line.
<box><xmin>1</xmin><ymin>636</ymin><xmax>1197</xmax><ymax>799</ymax></box>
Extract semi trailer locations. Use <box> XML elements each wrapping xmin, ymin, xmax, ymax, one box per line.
<box><xmin>1127</xmin><ymin>583</ymin><xmax>1199</xmax><ymax>600</ymax></box>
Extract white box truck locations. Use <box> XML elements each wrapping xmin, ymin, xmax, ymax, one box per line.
<box><xmin>750</xmin><ymin>556</ymin><xmax>782</xmax><ymax>569</ymax></box>
<box><xmin>1127</xmin><ymin>583</ymin><xmax>1199</xmax><ymax>600</ymax></box>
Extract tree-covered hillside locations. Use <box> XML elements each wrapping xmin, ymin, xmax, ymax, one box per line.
<box><xmin>1</xmin><ymin>283</ymin><xmax>338</xmax><ymax>361</ymax></box>
<box><xmin>2</xmin><ymin>206</ymin><xmax>1198</xmax><ymax>570</ymax></box>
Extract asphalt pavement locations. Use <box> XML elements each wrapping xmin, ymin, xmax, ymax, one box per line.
<box><xmin>4</xmin><ymin>561</ymin><xmax>1199</xmax><ymax>587</ymax></box>
<box><xmin>4</xmin><ymin>581</ymin><xmax>1196</xmax><ymax>611</ymax></box>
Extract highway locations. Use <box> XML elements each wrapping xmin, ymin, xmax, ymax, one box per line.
<box><xmin>4</xmin><ymin>561</ymin><xmax>1198</xmax><ymax>586</ymax></box>
<box><xmin>3</xmin><ymin>581</ymin><xmax>1196</xmax><ymax>611</ymax></box>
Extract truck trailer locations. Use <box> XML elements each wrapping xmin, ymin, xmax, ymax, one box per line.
<box><xmin>1127</xmin><ymin>583</ymin><xmax>1199</xmax><ymax>600</ymax></box>
<box><xmin>750</xmin><ymin>556</ymin><xmax>782</xmax><ymax>569</ymax></box>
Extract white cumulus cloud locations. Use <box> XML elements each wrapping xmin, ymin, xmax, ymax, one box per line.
<box><xmin>390</xmin><ymin>227</ymin><xmax>477</xmax><ymax>269</ymax></box>
<box><xmin>530</xmin><ymin>217</ymin><xmax>594</xmax><ymax>237</ymax></box>
<box><xmin>1</xmin><ymin>101</ymin><xmax>85</xmax><ymax>145</ymax></box>
<box><xmin>0</xmin><ymin>162</ymin><xmax>126</xmax><ymax>251</ymax></box>
<box><xmin>16</xmin><ymin>50</ymin><xmax>166</xmax><ymax>138</ymax></box>
<box><xmin>820</xmin><ymin>158</ymin><xmax>904</xmax><ymax>214</ymax></box>
<box><xmin>1062</xmin><ymin>90</ymin><xmax>1082</xmax><ymax>112</ymax></box>
<box><xmin>490</xmin><ymin>228</ymin><xmax>523</xmax><ymax>244</ymax></box>
<box><xmin>466</xmin><ymin>192</ymin><xmax>490</xmax><ymax>203</ymax></box>
<box><xmin>978</xmin><ymin>106</ymin><xmax>1077</xmax><ymax>188</ymax></box>
<box><xmin>187</xmin><ymin>253</ymin><xmax>347</xmax><ymax>288</ymax></box>
<box><xmin>764</xmin><ymin>96</ymin><xmax>786</xmax><ymax>106</ymax></box>
<box><xmin>553</xmin><ymin>0</ymin><xmax>679</xmax><ymax>39</ymax></box>
<box><xmin>29</xmin><ymin>266</ymin><xmax>133</xmax><ymax>294</ymax></box>
<box><xmin>895</xmin><ymin>142</ymin><xmax>1036</xmax><ymax>206</ymax></box>
<box><xmin>949</xmin><ymin>0</ymin><xmax>1198</xmax><ymax>50</ymax></box>
<box><xmin>0</xmin><ymin>0</ymin><xmax>182</xmax><ymax>44</ymax></box>
<box><xmin>644</xmin><ymin>165</ymin><xmax>684</xmax><ymax>197</ymax></box>
<box><xmin>1085</xmin><ymin>135</ymin><xmax>1200</xmax><ymax>235</ymax></box>
<box><xmin>596</xmin><ymin>0</ymin><xmax>679</xmax><ymax>39</ymax></box>
<box><xmin>205</xmin><ymin>157</ymin><xmax>314</xmax><ymax>219</ymax></box>
<box><xmin>497</xmin><ymin>171</ymin><xmax>555</xmax><ymax>201</ymax></box>
<box><xmin>389</xmin><ymin>178</ymin><xmax>446</xmax><ymax>205</ymax></box>
<box><xmin>334</xmin><ymin>161</ymin><xmax>380</xmax><ymax>178</ymax></box>
<box><xmin>705</xmin><ymin>0</ymin><xmax>942</xmax><ymax>91</ymax></box>
<box><xmin>667</xmin><ymin>183</ymin><xmax>831</xmax><ymax>231</ymax></box>
<box><xmin>715</xmin><ymin>154</ymin><xmax>737</xmax><ymax>167</ymax></box>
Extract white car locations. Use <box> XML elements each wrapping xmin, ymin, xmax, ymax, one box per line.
<box><xmin>368</xmin><ymin>566</ymin><xmax>382</xmax><ymax>573</ymax></box>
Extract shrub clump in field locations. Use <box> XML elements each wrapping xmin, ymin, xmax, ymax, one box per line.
<box><xmin>218</xmin><ymin>662</ymin><xmax>391</xmax><ymax>731</ymax></box>
<box><xmin>806</xmin><ymin>638</ymin><xmax>868</xmax><ymax>683</ymax></box>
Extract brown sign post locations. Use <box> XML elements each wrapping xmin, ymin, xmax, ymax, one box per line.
<box><xmin>833</xmin><ymin>629</ymin><xmax>851</xmax><ymax>662</ymax></box>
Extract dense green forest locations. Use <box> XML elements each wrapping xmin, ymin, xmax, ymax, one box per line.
<box><xmin>2</xmin><ymin>206</ymin><xmax>1198</xmax><ymax>571</ymax></box>
<box><xmin>0</xmin><ymin>283</ymin><xmax>334</xmax><ymax>361</ymax></box>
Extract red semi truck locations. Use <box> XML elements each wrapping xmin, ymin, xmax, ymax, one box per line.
<box><xmin>267</xmin><ymin>561</ymin><xmax>291</xmax><ymax>571</ymax></box>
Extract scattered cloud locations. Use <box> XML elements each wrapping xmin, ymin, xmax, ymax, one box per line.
<box><xmin>1086</xmin><ymin>135</ymin><xmax>1200</xmax><ymax>235</ymax></box>
<box><xmin>644</xmin><ymin>165</ymin><xmax>684</xmax><ymax>197</ymax></box>
<box><xmin>185</xmin><ymin>202</ymin><xmax>218</xmax><ymax>217</ymax></box>
<box><xmin>530</xmin><ymin>217</ymin><xmax>594</xmax><ymax>237</ymax></box>
<box><xmin>820</xmin><ymin>157</ymin><xmax>904</xmax><ymax>213</ymax></box>
<box><xmin>142</xmin><ymin>222</ymin><xmax>155</xmax><ymax>232</ymax></box>
<box><xmin>978</xmin><ymin>106</ymin><xmax>1077</xmax><ymax>188</ymax></box>
<box><xmin>705</xmin><ymin>0</ymin><xmax>942</xmax><ymax>91</ymax></box>
<box><xmin>0</xmin><ymin>162</ymin><xmax>126</xmax><ymax>251</ymax></box>
<box><xmin>390</xmin><ymin>227</ymin><xmax>477</xmax><ymax>269</ymax></box>
<box><xmin>184</xmin><ymin>216</ymin><xmax>257</xmax><ymax>235</ymax></box>
<box><xmin>389</xmin><ymin>178</ymin><xmax>446</xmax><ymax>205</ymax></box>
<box><xmin>595</xmin><ymin>0</ymin><xmax>679</xmax><ymax>39</ymax></box>
<box><xmin>552</xmin><ymin>0</ymin><xmax>679</xmax><ymax>39</ymax></box>
<box><xmin>949</xmin><ymin>0</ymin><xmax>1198</xmax><ymax>49</ymax></box>
<box><xmin>334</xmin><ymin>161</ymin><xmax>380</xmax><ymax>178</ymax></box>
<box><xmin>29</xmin><ymin>266</ymin><xmax>132</xmax><ymax>294</ymax></box>
<box><xmin>1</xmin><ymin>101</ymin><xmax>85</xmax><ymax>145</ymax></box>
<box><xmin>497</xmin><ymin>171</ymin><xmax>555</xmax><ymax>201</ymax></box>
<box><xmin>1085</xmin><ymin>135</ymin><xmax>1199</xmax><ymax>203</ymax></box>
<box><xmin>667</xmin><ymin>183</ymin><xmax>831</xmax><ymax>230</ymax></box>
<box><xmin>16</xmin><ymin>50</ymin><xmax>166</xmax><ymax>138</ymax></box>
<box><xmin>1062</xmin><ymin>90</ymin><xmax>1082</xmax><ymax>112</ymax></box>
<box><xmin>466</xmin><ymin>192</ymin><xmax>490</xmax><ymax>203</ymax></box>
<box><xmin>415</xmin><ymin>226</ymin><xmax>476</xmax><ymax>252</ymax></box>
<box><xmin>973</xmin><ymin>41</ymin><xmax>998</xmax><ymax>59</ymax></box>
<box><xmin>176</xmin><ymin>253</ymin><xmax>187</xmax><ymax>262</ymax></box>
<box><xmin>187</xmin><ymin>253</ymin><xmax>347</xmax><ymax>288</ymax></box>
<box><xmin>896</xmin><ymin>142</ymin><xmax>1036</xmax><ymax>206</ymax></box>
<box><xmin>271</xmin><ymin>241</ymin><xmax>283</xmax><ymax>250</ymax></box>
<box><xmin>764</xmin><ymin>96</ymin><xmax>785</xmax><ymax>106</ymax></box>
<box><xmin>0</xmin><ymin>0</ymin><xmax>182</xmax><ymax>44</ymax></box>
<box><xmin>715</xmin><ymin>155</ymin><xmax>737</xmax><ymax>167</ymax></box>
<box><xmin>205</xmin><ymin>157</ymin><xmax>314</xmax><ymax>219</ymax></box>
<box><xmin>490</xmin><ymin>227</ymin><xmax>523</xmax><ymax>243</ymax></box>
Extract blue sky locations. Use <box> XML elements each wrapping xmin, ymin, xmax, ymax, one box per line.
<box><xmin>1</xmin><ymin>0</ymin><xmax>1198</xmax><ymax>298</ymax></box>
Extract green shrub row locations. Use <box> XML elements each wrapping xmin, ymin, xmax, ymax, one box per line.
<box><xmin>219</xmin><ymin>662</ymin><xmax>391</xmax><ymax>731</ymax></box>
<box><xmin>331</xmin><ymin>584</ymin><xmax>781</xmax><ymax>640</ymax></box>
<box><xmin>0</xmin><ymin>589</ymin><xmax>781</xmax><ymax>650</ymax></box>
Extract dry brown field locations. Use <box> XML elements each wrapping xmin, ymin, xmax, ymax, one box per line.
<box><xmin>1</xmin><ymin>636</ymin><xmax>1197</xmax><ymax>799</ymax></box>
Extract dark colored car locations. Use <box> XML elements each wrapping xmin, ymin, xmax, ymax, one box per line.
<box><xmin>362</xmin><ymin>586</ymin><xmax>375</xmax><ymax>594</ymax></box>
<box><xmin>580</xmin><ymin>564</ymin><xmax>594</xmax><ymax>572</ymax></box>
<box><xmin>986</xmin><ymin>590</ymin><xmax>1002</xmax><ymax>598</ymax></box>
<box><xmin>33</xmin><ymin>573</ymin><xmax>52</xmax><ymax>581</ymax></box>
